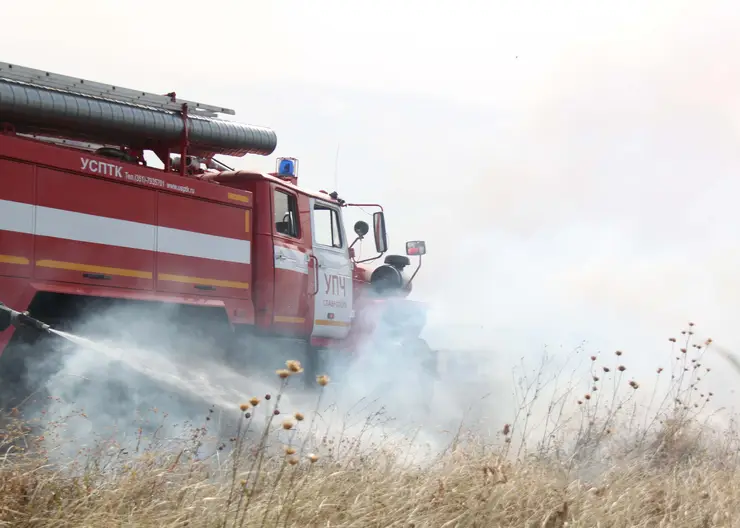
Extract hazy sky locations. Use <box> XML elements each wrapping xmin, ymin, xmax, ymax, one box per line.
<box><xmin>6</xmin><ymin>0</ymin><xmax>740</xmax><ymax>397</ymax></box>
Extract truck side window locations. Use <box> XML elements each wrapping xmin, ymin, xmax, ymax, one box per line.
<box><xmin>313</xmin><ymin>204</ymin><xmax>343</xmax><ymax>248</ymax></box>
<box><xmin>274</xmin><ymin>189</ymin><xmax>299</xmax><ymax>238</ymax></box>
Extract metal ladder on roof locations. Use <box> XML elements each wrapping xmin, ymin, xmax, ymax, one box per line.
<box><xmin>0</xmin><ymin>62</ymin><xmax>234</xmax><ymax>118</ymax></box>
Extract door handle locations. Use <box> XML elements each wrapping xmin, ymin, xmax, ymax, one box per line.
<box><xmin>308</xmin><ymin>255</ymin><xmax>319</xmax><ymax>296</ymax></box>
<box><xmin>83</xmin><ymin>272</ymin><xmax>111</xmax><ymax>280</ymax></box>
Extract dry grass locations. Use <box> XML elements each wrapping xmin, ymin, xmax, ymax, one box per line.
<box><xmin>1</xmin><ymin>324</ymin><xmax>739</xmax><ymax>527</ymax></box>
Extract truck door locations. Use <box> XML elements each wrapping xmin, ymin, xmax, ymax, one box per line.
<box><xmin>308</xmin><ymin>198</ymin><xmax>353</xmax><ymax>339</ymax></box>
<box><xmin>272</xmin><ymin>186</ymin><xmax>310</xmax><ymax>332</ymax></box>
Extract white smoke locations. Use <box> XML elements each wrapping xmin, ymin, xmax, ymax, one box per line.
<box><xmin>9</xmin><ymin>299</ymin><xmax>488</xmax><ymax>466</ymax></box>
<box><xmin>4</xmin><ymin>0</ymin><xmax>740</xmax><ymax>477</ymax></box>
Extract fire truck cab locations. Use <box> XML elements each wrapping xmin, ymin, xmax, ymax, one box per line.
<box><xmin>205</xmin><ymin>160</ymin><xmax>394</xmax><ymax>345</ymax></box>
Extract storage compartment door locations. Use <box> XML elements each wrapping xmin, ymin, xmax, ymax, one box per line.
<box><xmin>156</xmin><ymin>193</ymin><xmax>252</xmax><ymax>300</ymax></box>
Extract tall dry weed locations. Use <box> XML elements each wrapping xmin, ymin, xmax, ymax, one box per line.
<box><xmin>0</xmin><ymin>324</ymin><xmax>739</xmax><ymax>527</ymax></box>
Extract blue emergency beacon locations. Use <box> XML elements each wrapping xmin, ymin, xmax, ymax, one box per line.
<box><xmin>277</xmin><ymin>157</ymin><xmax>297</xmax><ymax>177</ymax></box>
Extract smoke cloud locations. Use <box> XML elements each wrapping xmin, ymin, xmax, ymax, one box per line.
<box><xmin>3</xmin><ymin>0</ymin><xmax>740</xmax><ymax>467</ymax></box>
<box><xmin>11</xmin><ymin>300</ymin><xmax>487</xmax><ymax>465</ymax></box>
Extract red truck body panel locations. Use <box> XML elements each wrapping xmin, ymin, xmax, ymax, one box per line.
<box><xmin>0</xmin><ymin>134</ymin><xmax>262</xmax><ymax>350</ymax></box>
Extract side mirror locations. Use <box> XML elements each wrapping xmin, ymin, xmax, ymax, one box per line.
<box><xmin>354</xmin><ymin>220</ymin><xmax>369</xmax><ymax>237</ymax></box>
<box><xmin>405</xmin><ymin>240</ymin><xmax>426</xmax><ymax>256</ymax></box>
<box><xmin>373</xmin><ymin>212</ymin><xmax>388</xmax><ymax>254</ymax></box>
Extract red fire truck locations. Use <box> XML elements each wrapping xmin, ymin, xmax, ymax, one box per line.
<box><xmin>0</xmin><ymin>62</ymin><xmax>434</xmax><ymax>409</ymax></box>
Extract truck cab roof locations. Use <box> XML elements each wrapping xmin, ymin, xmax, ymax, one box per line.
<box><xmin>211</xmin><ymin>170</ymin><xmax>343</xmax><ymax>204</ymax></box>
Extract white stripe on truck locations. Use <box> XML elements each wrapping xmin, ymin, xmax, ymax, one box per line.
<box><xmin>35</xmin><ymin>205</ymin><xmax>156</xmax><ymax>252</ymax></box>
<box><xmin>158</xmin><ymin>226</ymin><xmax>250</xmax><ymax>264</ymax></box>
<box><xmin>0</xmin><ymin>199</ymin><xmax>35</xmax><ymax>235</ymax></box>
<box><xmin>0</xmin><ymin>199</ymin><xmax>251</xmax><ymax>265</ymax></box>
